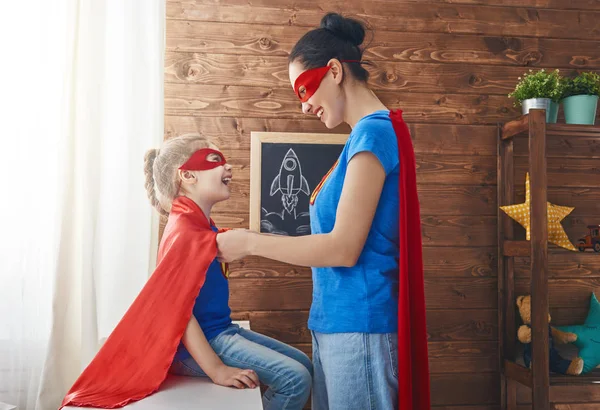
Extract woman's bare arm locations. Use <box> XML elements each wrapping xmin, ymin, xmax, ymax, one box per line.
<box><xmin>218</xmin><ymin>151</ymin><xmax>386</xmax><ymax>267</ymax></box>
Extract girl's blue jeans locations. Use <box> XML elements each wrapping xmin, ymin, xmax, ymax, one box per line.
<box><xmin>169</xmin><ymin>323</ymin><xmax>313</xmax><ymax>410</ymax></box>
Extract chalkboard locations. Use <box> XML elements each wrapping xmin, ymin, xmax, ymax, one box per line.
<box><xmin>250</xmin><ymin>132</ymin><xmax>348</xmax><ymax>236</ymax></box>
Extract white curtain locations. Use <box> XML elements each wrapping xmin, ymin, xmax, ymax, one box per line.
<box><xmin>0</xmin><ymin>1</ymin><xmax>164</xmax><ymax>409</ymax></box>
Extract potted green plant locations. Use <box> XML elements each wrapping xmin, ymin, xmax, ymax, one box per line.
<box><xmin>508</xmin><ymin>69</ymin><xmax>562</xmax><ymax>124</ymax></box>
<box><xmin>560</xmin><ymin>72</ymin><xmax>600</xmax><ymax>125</ymax></box>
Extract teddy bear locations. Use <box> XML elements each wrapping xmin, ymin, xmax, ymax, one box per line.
<box><xmin>516</xmin><ymin>295</ymin><xmax>584</xmax><ymax>375</ymax></box>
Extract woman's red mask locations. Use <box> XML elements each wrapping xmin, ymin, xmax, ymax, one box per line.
<box><xmin>179</xmin><ymin>148</ymin><xmax>227</xmax><ymax>171</ymax></box>
<box><xmin>293</xmin><ymin>60</ymin><xmax>360</xmax><ymax>103</ymax></box>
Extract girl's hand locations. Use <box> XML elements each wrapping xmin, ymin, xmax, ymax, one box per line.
<box><xmin>216</xmin><ymin>229</ymin><xmax>252</xmax><ymax>262</ymax></box>
<box><xmin>211</xmin><ymin>365</ymin><xmax>260</xmax><ymax>389</ymax></box>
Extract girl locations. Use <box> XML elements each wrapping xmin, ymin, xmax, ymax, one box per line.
<box><xmin>61</xmin><ymin>134</ymin><xmax>312</xmax><ymax>410</ymax></box>
<box><xmin>217</xmin><ymin>13</ymin><xmax>431</xmax><ymax>410</ymax></box>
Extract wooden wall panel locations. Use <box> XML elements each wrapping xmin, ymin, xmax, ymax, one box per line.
<box><xmin>165</xmin><ymin>0</ymin><xmax>600</xmax><ymax>407</ymax></box>
<box><xmin>167</xmin><ymin>1</ymin><xmax>600</xmax><ymax>40</ymax></box>
<box><xmin>228</xmin><ymin>246</ymin><xmax>497</xmax><ymax>279</ymax></box>
<box><xmin>164</xmin><ymin>83</ymin><xmax>521</xmax><ymax>124</ymax></box>
<box><xmin>164</xmin><ymin>116</ymin><xmax>500</xmax><ymax>155</ymax></box>
<box><xmin>231</xmin><ymin>309</ymin><xmax>498</xmax><ymax>343</ymax></box>
<box><xmin>398</xmin><ymin>0</ymin><xmax>600</xmax><ymax>9</ymax></box>
<box><xmin>229</xmin><ymin>277</ymin><xmax>498</xmax><ymax>311</ymax></box>
<box><xmin>165</xmin><ymin>52</ymin><xmax>559</xmax><ymax>95</ymax></box>
<box><xmin>167</xmin><ymin>21</ymin><xmax>600</xmax><ymax>69</ymax></box>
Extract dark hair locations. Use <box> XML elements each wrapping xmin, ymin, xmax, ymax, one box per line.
<box><xmin>289</xmin><ymin>12</ymin><xmax>371</xmax><ymax>83</ymax></box>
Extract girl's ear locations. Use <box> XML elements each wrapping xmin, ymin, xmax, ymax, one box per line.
<box><xmin>178</xmin><ymin>169</ymin><xmax>196</xmax><ymax>184</ymax></box>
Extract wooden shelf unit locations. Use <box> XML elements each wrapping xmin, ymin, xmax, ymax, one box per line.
<box><xmin>498</xmin><ymin>110</ymin><xmax>600</xmax><ymax>410</ymax></box>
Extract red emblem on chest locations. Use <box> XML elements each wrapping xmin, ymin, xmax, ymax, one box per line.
<box><xmin>310</xmin><ymin>160</ymin><xmax>338</xmax><ymax>205</ymax></box>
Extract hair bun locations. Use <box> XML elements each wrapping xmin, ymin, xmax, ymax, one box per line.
<box><xmin>320</xmin><ymin>13</ymin><xmax>365</xmax><ymax>47</ymax></box>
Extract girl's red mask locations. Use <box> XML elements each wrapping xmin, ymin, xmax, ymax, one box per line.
<box><xmin>293</xmin><ymin>60</ymin><xmax>360</xmax><ymax>103</ymax></box>
<box><xmin>179</xmin><ymin>148</ymin><xmax>227</xmax><ymax>171</ymax></box>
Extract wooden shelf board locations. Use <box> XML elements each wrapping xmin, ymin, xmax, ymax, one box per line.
<box><xmin>502</xmin><ymin>240</ymin><xmax>591</xmax><ymax>258</ymax></box>
<box><xmin>551</xmin><ymin>370</ymin><xmax>600</xmax><ymax>385</ymax></box>
<box><xmin>505</xmin><ymin>358</ymin><xmax>600</xmax><ymax>386</ymax></box>
<box><xmin>501</xmin><ymin>114</ymin><xmax>600</xmax><ymax>141</ymax></box>
<box><xmin>547</xmin><ymin>123</ymin><xmax>600</xmax><ymax>137</ymax></box>
<box><xmin>503</xmin><ymin>240</ymin><xmax>531</xmax><ymax>257</ymax></box>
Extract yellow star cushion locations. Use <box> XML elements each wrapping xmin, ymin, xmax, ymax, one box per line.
<box><xmin>500</xmin><ymin>173</ymin><xmax>577</xmax><ymax>251</ymax></box>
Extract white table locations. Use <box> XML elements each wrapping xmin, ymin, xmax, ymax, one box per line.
<box><xmin>64</xmin><ymin>321</ymin><xmax>263</xmax><ymax>410</ymax></box>
<box><xmin>64</xmin><ymin>375</ymin><xmax>262</xmax><ymax>410</ymax></box>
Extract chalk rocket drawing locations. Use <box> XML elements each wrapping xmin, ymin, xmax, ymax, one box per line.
<box><xmin>269</xmin><ymin>148</ymin><xmax>310</xmax><ymax>217</ymax></box>
<box><xmin>261</xmin><ymin>148</ymin><xmax>311</xmax><ymax>235</ymax></box>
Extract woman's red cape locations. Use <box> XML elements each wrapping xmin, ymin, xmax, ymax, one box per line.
<box><xmin>390</xmin><ymin>109</ymin><xmax>431</xmax><ymax>410</ymax></box>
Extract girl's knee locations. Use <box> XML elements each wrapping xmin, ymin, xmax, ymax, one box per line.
<box><xmin>275</xmin><ymin>359</ymin><xmax>313</xmax><ymax>397</ymax></box>
<box><xmin>297</xmin><ymin>365</ymin><xmax>312</xmax><ymax>390</ymax></box>
<box><xmin>297</xmin><ymin>351</ymin><xmax>314</xmax><ymax>377</ymax></box>
<box><xmin>293</xmin><ymin>365</ymin><xmax>312</xmax><ymax>402</ymax></box>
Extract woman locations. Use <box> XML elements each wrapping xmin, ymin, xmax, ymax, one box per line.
<box><xmin>217</xmin><ymin>12</ymin><xmax>430</xmax><ymax>410</ymax></box>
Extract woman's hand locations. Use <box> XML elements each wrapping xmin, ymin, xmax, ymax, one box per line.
<box><xmin>211</xmin><ymin>364</ymin><xmax>260</xmax><ymax>389</ymax></box>
<box><xmin>216</xmin><ymin>229</ymin><xmax>252</xmax><ymax>262</ymax></box>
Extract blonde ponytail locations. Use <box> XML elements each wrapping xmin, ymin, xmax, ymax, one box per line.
<box><xmin>144</xmin><ymin>148</ymin><xmax>169</xmax><ymax>217</ymax></box>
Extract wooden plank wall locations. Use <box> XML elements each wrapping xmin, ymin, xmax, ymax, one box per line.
<box><xmin>164</xmin><ymin>1</ymin><xmax>600</xmax><ymax>408</ymax></box>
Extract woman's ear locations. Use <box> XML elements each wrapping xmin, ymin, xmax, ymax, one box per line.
<box><xmin>328</xmin><ymin>59</ymin><xmax>344</xmax><ymax>85</ymax></box>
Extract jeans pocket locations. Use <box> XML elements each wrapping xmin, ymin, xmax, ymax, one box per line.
<box><xmin>386</xmin><ymin>333</ymin><xmax>399</xmax><ymax>379</ymax></box>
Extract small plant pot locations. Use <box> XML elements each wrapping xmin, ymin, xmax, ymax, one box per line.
<box><xmin>521</xmin><ymin>98</ymin><xmax>557</xmax><ymax>123</ymax></box>
<box><xmin>562</xmin><ymin>95</ymin><xmax>599</xmax><ymax>125</ymax></box>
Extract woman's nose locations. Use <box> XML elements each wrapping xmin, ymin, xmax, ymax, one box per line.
<box><xmin>225</xmin><ymin>163</ymin><xmax>232</xmax><ymax>171</ymax></box>
<box><xmin>301</xmin><ymin>102</ymin><xmax>312</xmax><ymax>115</ymax></box>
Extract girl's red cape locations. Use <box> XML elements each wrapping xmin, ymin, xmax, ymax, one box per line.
<box><xmin>61</xmin><ymin>196</ymin><xmax>218</xmax><ymax>408</ymax></box>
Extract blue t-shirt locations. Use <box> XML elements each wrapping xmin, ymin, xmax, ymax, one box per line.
<box><xmin>308</xmin><ymin>110</ymin><xmax>400</xmax><ymax>334</ymax></box>
<box><xmin>174</xmin><ymin>226</ymin><xmax>232</xmax><ymax>361</ymax></box>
